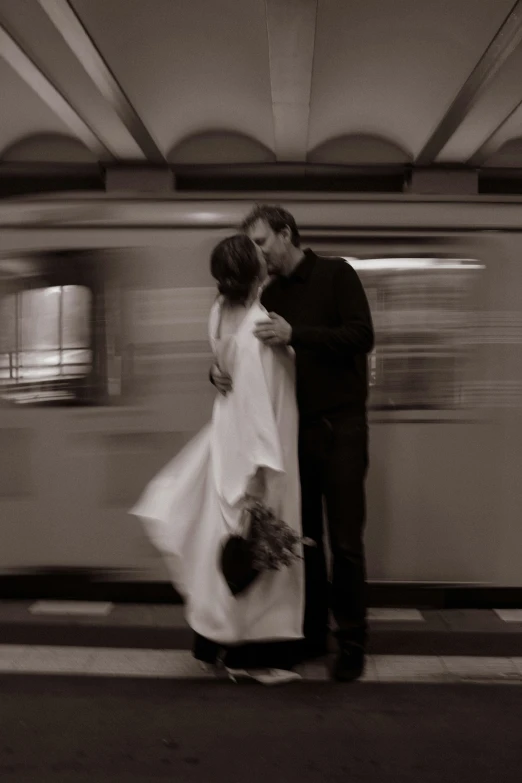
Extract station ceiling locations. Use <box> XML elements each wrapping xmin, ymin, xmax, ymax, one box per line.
<box><xmin>2</xmin><ymin>0</ymin><xmax>522</xmax><ymax>194</ymax></box>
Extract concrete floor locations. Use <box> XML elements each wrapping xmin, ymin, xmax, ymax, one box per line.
<box><xmin>1</xmin><ymin>674</ymin><xmax>521</xmax><ymax>783</ymax></box>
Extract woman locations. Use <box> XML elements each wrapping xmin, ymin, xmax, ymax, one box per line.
<box><xmin>130</xmin><ymin>234</ymin><xmax>305</xmax><ymax>685</ymax></box>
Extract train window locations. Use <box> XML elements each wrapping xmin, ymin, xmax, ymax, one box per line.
<box><xmin>341</xmin><ymin>257</ymin><xmax>484</xmax><ymax>411</ymax></box>
<box><xmin>0</xmin><ymin>285</ymin><xmax>93</xmax><ymax>405</ymax></box>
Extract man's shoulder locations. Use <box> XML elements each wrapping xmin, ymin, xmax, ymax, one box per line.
<box><xmin>309</xmin><ymin>251</ymin><xmax>352</xmax><ymax>276</ymax></box>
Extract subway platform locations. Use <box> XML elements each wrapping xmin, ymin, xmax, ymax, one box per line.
<box><xmin>2</xmin><ymin>600</ymin><xmax>522</xmax><ymax>783</ymax></box>
<box><xmin>1</xmin><ymin>600</ymin><xmax>522</xmax><ymax>682</ymax></box>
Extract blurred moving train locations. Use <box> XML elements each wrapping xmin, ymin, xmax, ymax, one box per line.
<box><xmin>0</xmin><ymin>194</ymin><xmax>521</xmax><ymax>597</ymax></box>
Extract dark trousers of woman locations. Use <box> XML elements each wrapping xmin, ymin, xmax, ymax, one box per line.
<box><xmin>193</xmin><ymin>633</ymin><xmax>301</xmax><ymax>671</ymax></box>
<box><xmin>298</xmin><ymin>411</ymin><xmax>369</xmax><ymax>653</ymax></box>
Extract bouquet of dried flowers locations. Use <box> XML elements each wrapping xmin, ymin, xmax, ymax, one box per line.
<box><xmin>220</xmin><ymin>497</ymin><xmax>316</xmax><ymax>596</ymax></box>
<box><xmin>245</xmin><ymin>499</ymin><xmax>315</xmax><ymax>571</ymax></box>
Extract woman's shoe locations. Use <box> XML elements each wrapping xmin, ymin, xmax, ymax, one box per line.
<box><xmin>225</xmin><ymin>667</ymin><xmax>301</xmax><ymax>685</ymax></box>
<box><xmin>247</xmin><ymin>668</ymin><xmax>302</xmax><ymax>686</ymax></box>
<box><xmin>224</xmin><ymin>667</ymin><xmax>250</xmax><ymax>682</ymax></box>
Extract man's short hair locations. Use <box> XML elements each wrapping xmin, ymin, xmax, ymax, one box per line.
<box><xmin>240</xmin><ymin>204</ymin><xmax>301</xmax><ymax>248</ymax></box>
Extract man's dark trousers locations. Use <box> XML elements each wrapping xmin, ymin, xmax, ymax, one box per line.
<box><xmin>298</xmin><ymin>409</ymin><xmax>369</xmax><ymax>653</ymax></box>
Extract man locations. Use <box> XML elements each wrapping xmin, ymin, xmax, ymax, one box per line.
<box><xmin>211</xmin><ymin>205</ymin><xmax>374</xmax><ymax>681</ymax></box>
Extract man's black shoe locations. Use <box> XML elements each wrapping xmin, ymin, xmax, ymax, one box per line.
<box><xmin>332</xmin><ymin>643</ymin><xmax>365</xmax><ymax>682</ymax></box>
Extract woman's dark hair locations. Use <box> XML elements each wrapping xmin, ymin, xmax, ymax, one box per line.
<box><xmin>240</xmin><ymin>204</ymin><xmax>300</xmax><ymax>247</ymax></box>
<box><xmin>210</xmin><ymin>234</ymin><xmax>261</xmax><ymax>305</ymax></box>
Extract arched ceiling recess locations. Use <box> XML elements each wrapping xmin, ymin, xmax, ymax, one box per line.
<box><xmin>2</xmin><ymin>0</ymin><xmax>522</xmax><ymax>195</ymax></box>
<box><xmin>1</xmin><ymin>133</ymin><xmax>98</xmax><ymax>163</ymax></box>
<box><xmin>481</xmin><ymin>136</ymin><xmax>522</xmax><ymax>168</ymax></box>
<box><xmin>307</xmin><ymin>135</ymin><xmax>412</xmax><ymax>166</ymax></box>
<box><xmin>167</xmin><ymin>131</ymin><xmax>276</xmax><ymax>165</ymax></box>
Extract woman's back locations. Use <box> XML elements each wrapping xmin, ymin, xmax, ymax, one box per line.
<box><xmin>208</xmin><ymin>296</ymin><xmax>298</xmax><ymax>511</ymax></box>
<box><xmin>211</xmin><ymin>298</ymin><xmax>249</xmax><ymax>377</ymax></box>
<box><xmin>209</xmin><ymin>295</ymin><xmax>296</xmax><ymax>406</ymax></box>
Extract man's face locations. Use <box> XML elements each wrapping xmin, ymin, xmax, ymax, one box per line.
<box><xmin>246</xmin><ymin>219</ymin><xmax>289</xmax><ymax>276</ymax></box>
<box><xmin>251</xmin><ymin>239</ymin><xmax>268</xmax><ymax>282</ymax></box>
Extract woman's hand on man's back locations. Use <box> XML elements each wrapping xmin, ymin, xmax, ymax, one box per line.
<box><xmin>210</xmin><ymin>363</ymin><xmax>233</xmax><ymax>395</ymax></box>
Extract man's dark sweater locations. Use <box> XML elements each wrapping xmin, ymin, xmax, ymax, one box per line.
<box><xmin>261</xmin><ymin>249</ymin><xmax>374</xmax><ymax>421</ymax></box>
